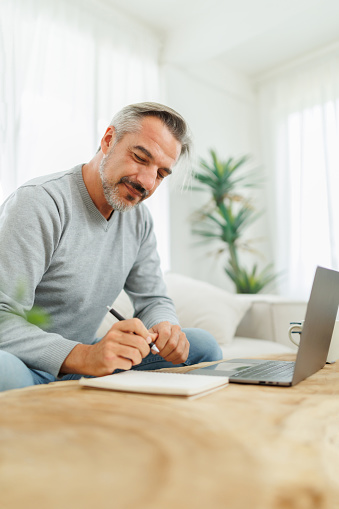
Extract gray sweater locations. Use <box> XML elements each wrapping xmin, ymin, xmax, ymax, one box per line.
<box><xmin>0</xmin><ymin>165</ymin><xmax>179</xmax><ymax>377</ymax></box>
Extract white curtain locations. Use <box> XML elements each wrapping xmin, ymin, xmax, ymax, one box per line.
<box><xmin>258</xmin><ymin>49</ymin><xmax>339</xmax><ymax>298</ymax></box>
<box><xmin>0</xmin><ymin>0</ymin><xmax>170</xmax><ymax>270</ymax></box>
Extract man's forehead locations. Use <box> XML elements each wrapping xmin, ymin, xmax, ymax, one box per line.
<box><xmin>140</xmin><ymin>117</ymin><xmax>180</xmax><ymax>145</ymax></box>
<box><xmin>129</xmin><ymin>119</ymin><xmax>181</xmax><ymax>161</ymax></box>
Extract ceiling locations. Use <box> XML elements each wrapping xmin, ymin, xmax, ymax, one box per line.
<box><xmin>102</xmin><ymin>0</ymin><xmax>339</xmax><ymax>78</ymax></box>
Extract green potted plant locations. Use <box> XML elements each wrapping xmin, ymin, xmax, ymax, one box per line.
<box><xmin>191</xmin><ymin>149</ymin><xmax>277</xmax><ymax>294</ymax></box>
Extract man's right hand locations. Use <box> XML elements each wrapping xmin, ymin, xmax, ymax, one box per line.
<box><xmin>60</xmin><ymin>318</ymin><xmax>157</xmax><ymax>376</ymax></box>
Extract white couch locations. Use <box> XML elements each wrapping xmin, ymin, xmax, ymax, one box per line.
<box><xmin>97</xmin><ymin>273</ymin><xmax>307</xmax><ymax>359</ymax></box>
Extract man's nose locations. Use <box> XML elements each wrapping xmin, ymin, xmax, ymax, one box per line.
<box><xmin>137</xmin><ymin>165</ymin><xmax>158</xmax><ymax>191</ymax></box>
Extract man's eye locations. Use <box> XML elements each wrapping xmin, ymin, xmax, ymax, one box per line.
<box><xmin>157</xmin><ymin>171</ymin><xmax>166</xmax><ymax>180</ymax></box>
<box><xmin>134</xmin><ymin>153</ymin><xmax>146</xmax><ymax>163</ymax></box>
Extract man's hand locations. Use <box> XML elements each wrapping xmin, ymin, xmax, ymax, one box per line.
<box><xmin>148</xmin><ymin>322</ymin><xmax>189</xmax><ymax>364</ymax></box>
<box><xmin>61</xmin><ymin>319</ymin><xmax>157</xmax><ymax>376</ymax></box>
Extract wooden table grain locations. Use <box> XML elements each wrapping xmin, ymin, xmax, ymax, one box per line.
<box><xmin>1</xmin><ymin>356</ymin><xmax>339</xmax><ymax>509</ymax></box>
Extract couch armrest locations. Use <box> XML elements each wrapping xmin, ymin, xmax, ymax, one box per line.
<box><xmin>235</xmin><ymin>295</ymin><xmax>307</xmax><ymax>348</ymax></box>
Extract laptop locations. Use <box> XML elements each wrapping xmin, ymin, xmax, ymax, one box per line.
<box><xmin>188</xmin><ymin>266</ymin><xmax>339</xmax><ymax>386</ymax></box>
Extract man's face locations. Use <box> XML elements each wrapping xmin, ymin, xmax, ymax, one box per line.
<box><xmin>99</xmin><ymin>116</ymin><xmax>181</xmax><ymax>212</ymax></box>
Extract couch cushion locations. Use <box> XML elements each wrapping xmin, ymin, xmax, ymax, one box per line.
<box><xmin>234</xmin><ymin>294</ymin><xmax>306</xmax><ymax>347</ymax></box>
<box><xmin>164</xmin><ymin>273</ymin><xmax>251</xmax><ymax>346</ymax></box>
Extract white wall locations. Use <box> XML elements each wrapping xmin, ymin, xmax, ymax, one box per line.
<box><xmin>162</xmin><ymin>59</ymin><xmax>271</xmax><ymax>291</ymax></box>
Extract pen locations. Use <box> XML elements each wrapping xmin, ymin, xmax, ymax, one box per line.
<box><xmin>106</xmin><ymin>306</ymin><xmax>160</xmax><ymax>353</ymax></box>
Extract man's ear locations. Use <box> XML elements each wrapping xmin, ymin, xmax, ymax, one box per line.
<box><xmin>100</xmin><ymin>126</ymin><xmax>116</xmax><ymax>155</ymax></box>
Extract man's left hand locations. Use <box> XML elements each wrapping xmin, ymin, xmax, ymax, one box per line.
<box><xmin>148</xmin><ymin>322</ymin><xmax>190</xmax><ymax>364</ymax></box>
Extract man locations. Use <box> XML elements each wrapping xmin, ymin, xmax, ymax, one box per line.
<box><xmin>0</xmin><ymin>102</ymin><xmax>222</xmax><ymax>391</ymax></box>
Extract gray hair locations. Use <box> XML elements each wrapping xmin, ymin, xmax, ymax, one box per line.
<box><xmin>109</xmin><ymin>102</ymin><xmax>192</xmax><ymax>161</ymax></box>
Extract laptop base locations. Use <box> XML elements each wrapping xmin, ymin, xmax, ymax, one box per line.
<box><xmin>188</xmin><ymin>359</ymin><xmax>294</xmax><ymax>386</ymax></box>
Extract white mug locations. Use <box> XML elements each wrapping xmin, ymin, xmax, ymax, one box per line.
<box><xmin>288</xmin><ymin>320</ymin><xmax>339</xmax><ymax>363</ymax></box>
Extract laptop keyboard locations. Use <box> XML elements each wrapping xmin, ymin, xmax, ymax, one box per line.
<box><xmin>230</xmin><ymin>361</ymin><xmax>295</xmax><ymax>381</ymax></box>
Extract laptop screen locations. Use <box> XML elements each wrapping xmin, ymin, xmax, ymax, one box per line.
<box><xmin>292</xmin><ymin>266</ymin><xmax>339</xmax><ymax>385</ymax></box>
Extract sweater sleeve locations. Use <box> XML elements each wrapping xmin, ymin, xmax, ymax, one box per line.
<box><xmin>123</xmin><ymin>206</ymin><xmax>179</xmax><ymax>329</ymax></box>
<box><xmin>0</xmin><ymin>186</ymin><xmax>80</xmax><ymax>377</ymax></box>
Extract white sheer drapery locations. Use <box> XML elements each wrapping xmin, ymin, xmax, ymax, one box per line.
<box><xmin>258</xmin><ymin>49</ymin><xmax>339</xmax><ymax>298</ymax></box>
<box><xmin>0</xmin><ymin>0</ymin><xmax>170</xmax><ymax>269</ymax></box>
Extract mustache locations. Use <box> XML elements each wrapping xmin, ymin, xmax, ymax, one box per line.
<box><xmin>118</xmin><ymin>177</ymin><xmax>149</xmax><ymax>199</ymax></box>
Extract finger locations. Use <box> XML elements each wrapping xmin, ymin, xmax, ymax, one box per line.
<box><xmin>111</xmin><ymin>357</ymin><xmax>133</xmax><ymax>372</ymax></box>
<box><xmin>158</xmin><ymin>325</ymin><xmax>182</xmax><ymax>357</ymax></box>
<box><xmin>106</xmin><ymin>328</ymin><xmax>152</xmax><ymax>357</ymax></box>
<box><xmin>162</xmin><ymin>334</ymin><xmax>189</xmax><ymax>364</ymax></box>
<box><xmin>113</xmin><ymin>318</ymin><xmax>155</xmax><ymax>341</ymax></box>
<box><xmin>93</xmin><ymin>349</ymin><xmax>134</xmax><ymax>375</ymax></box>
<box><xmin>118</xmin><ymin>333</ymin><xmax>151</xmax><ymax>358</ymax></box>
<box><xmin>167</xmin><ymin>339</ymin><xmax>190</xmax><ymax>364</ymax></box>
<box><xmin>112</xmin><ymin>344</ymin><xmax>143</xmax><ymax>366</ymax></box>
<box><xmin>153</xmin><ymin>322</ymin><xmax>176</xmax><ymax>352</ymax></box>
<box><xmin>147</xmin><ymin>329</ymin><xmax>159</xmax><ymax>342</ymax></box>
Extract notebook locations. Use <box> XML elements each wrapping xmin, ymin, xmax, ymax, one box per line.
<box><xmin>79</xmin><ymin>370</ymin><xmax>228</xmax><ymax>400</ymax></box>
<box><xmin>187</xmin><ymin>266</ymin><xmax>339</xmax><ymax>387</ymax></box>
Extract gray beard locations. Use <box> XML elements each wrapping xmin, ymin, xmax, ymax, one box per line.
<box><xmin>99</xmin><ymin>156</ymin><xmax>147</xmax><ymax>212</ymax></box>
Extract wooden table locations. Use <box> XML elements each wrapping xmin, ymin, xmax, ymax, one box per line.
<box><xmin>1</xmin><ymin>356</ymin><xmax>339</xmax><ymax>509</ymax></box>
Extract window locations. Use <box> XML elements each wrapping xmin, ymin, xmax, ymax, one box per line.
<box><xmin>258</xmin><ymin>52</ymin><xmax>339</xmax><ymax>297</ymax></box>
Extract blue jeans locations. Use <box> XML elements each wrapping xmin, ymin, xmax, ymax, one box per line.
<box><xmin>0</xmin><ymin>328</ymin><xmax>222</xmax><ymax>392</ymax></box>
